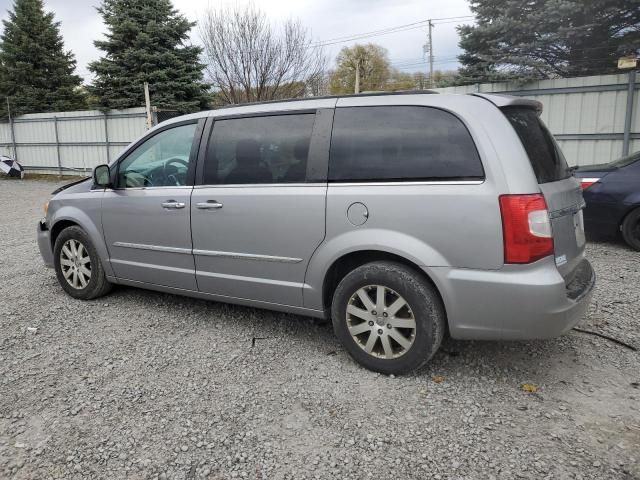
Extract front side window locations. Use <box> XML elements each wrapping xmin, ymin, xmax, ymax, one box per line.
<box><xmin>117</xmin><ymin>123</ymin><xmax>197</xmax><ymax>188</ymax></box>
<box><xmin>203</xmin><ymin>114</ymin><xmax>316</xmax><ymax>185</ymax></box>
<box><xmin>329</xmin><ymin>106</ymin><xmax>483</xmax><ymax>182</ymax></box>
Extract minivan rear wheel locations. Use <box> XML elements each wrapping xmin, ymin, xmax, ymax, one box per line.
<box><xmin>331</xmin><ymin>261</ymin><xmax>445</xmax><ymax>375</ymax></box>
<box><xmin>53</xmin><ymin>226</ymin><xmax>112</xmax><ymax>300</ymax></box>
<box><xmin>621</xmin><ymin>208</ymin><xmax>640</xmax><ymax>251</ymax></box>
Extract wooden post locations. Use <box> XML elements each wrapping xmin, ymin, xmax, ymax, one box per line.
<box><xmin>622</xmin><ymin>70</ymin><xmax>636</xmax><ymax>157</ymax></box>
<box><xmin>53</xmin><ymin>116</ymin><xmax>62</xmax><ymax>177</ymax></box>
<box><xmin>104</xmin><ymin>112</ymin><xmax>110</xmax><ymax>163</ymax></box>
<box><xmin>144</xmin><ymin>82</ymin><xmax>152</xmax><ymax>130</ymax></box>
<box><xmin>6</xmin><ymin>97</ymin><xmax>17</xmax><ymax>161</ymax></box>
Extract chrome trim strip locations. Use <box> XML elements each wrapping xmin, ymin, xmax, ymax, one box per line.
<box><xmin>196</xmin><ymin>270</ymin><xmax>305</xmax><ymax>288</ymax></box>
<box><xmin>113</xmin><ymin>242</ymin><xmax>303</xmax><ymax>264</ymax></box>
<box><xmin>549</xmin><ymin>200</ymin><xmax>586</xmax><ymax>219</ymax></box>
<box><xmin>107</xmin><ymin>185</ymin><xmax>193</xmax><ymax>192</ymax></box>
<box><xmin>109</xmin><ymin>259</ymin><xmax>195</xmax><ymax>276</ymax></box>
<box><xmin>328</xmin><ymin>180</ymin><xmax>485</xmax><ymax>187</ymax></box>
<box><xmin>193</xmin><ymin>181</ymin><xmax>482</xmax><ymax>188</ymax></box>
<box><xmin>193</xmin><ymin>249</ymin><xmax>303</xmax><ymax>264</ymax></box>
<box><xmin>193</xmin><ymin>183</ymin><xmax>325</xmax><ymax>189</ymax></box>
<box><xmin>113</xmin><ymin>242</ymin><xmax>192</xmax><ymax>254</ymax></box>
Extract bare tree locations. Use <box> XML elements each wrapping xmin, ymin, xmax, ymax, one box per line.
<box><xmin>200</xmin><ymin>5</ymin><xmax>327</xmax><ymax>104</ymax></box>
<box><xmin>328</xmin><ymin>44</ymin><xmax>391</xmax><ymax>95</ymax></box>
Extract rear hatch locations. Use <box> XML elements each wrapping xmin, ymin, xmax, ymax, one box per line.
<box><xmin>502</xmin><ymin>107</ymin><xmax>586</xmax><ymax>282</ymax></box>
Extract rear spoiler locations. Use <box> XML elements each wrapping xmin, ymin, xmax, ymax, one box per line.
<box><xmin>470</xmin><ymin>93</ymin><xmax>543</xmax><ymax>115</ymax></box>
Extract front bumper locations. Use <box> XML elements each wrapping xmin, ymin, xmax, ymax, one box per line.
<box><xmin>429</xmin><ymin>256</ymin><xmax>595</xmax><ymax>341</ymax></box>
<box><xmin>37</xmin><ymin>219</ymin><xmax>54</xmax><ymax>268</ymax></box>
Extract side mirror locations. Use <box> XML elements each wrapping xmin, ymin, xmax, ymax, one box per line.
<box><xmin>93</xmin><ymin>164</ymin><xmax>111</xmax><ymax>188</ymax></box>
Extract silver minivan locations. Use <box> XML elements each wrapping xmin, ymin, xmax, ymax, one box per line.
<box><xmin>37</xmin><ymin>92</ymin><xmax>595</xmax><ymax>374</ymax></box>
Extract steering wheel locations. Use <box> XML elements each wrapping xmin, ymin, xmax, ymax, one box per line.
<box><xmin>163</xmin><ymin>157</ymin><xmax>190</xmax><ymax>186</ymax></box>
<box><xmin>123</xmin><ymin>170</ymin><xmax>154</xmax><ymax>188</ymax></box>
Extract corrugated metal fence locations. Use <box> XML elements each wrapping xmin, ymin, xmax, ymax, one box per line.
<box><xmin>1</xmin><ymin>73</ymin><xmax>637</xmax><ymax>174</ymax></box>
<box><xmin>434</xmin><ymin>72</ymin><xmax>639</xmax><ymax>166</ymax></box>
<box><xmin>0</xmin><ymin>107</ymin><xmax>149</xmax><ymax>175</ymax></box>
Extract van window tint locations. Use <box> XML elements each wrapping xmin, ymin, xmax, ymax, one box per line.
<box><xmin>203</xmin><ymin>114</ymin><xmax>315</xmax><ymax>185</ymax></box>
<box><xmin>502</xmin><ymin>107</ymin><xmax>570</xmax><ymax>184</ymax></box>
<box><xmin>329</xmin><ymin>106</ymin><xmax>483</xmax><ymax>182</ymax></box>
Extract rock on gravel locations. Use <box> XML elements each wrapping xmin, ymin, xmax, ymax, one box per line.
<box><xmin>1</xmin><ymin>178</ymin><xmax>639</xmax><ymax>479</ymax></box>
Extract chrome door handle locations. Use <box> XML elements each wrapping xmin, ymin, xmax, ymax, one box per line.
<box><xmin>196</xmin><ymin>201</ymin><xmax>223</xmax><ymax>210</ymax></box>
<box><xmin>162</xmin><ymin>201</ymin><xmax>185</xmax><ymax>209</ymax></box>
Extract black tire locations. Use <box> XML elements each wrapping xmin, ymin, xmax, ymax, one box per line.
<box><xmin>331</xmin><ymin>261</ymin><xmax>445</xmax><ymax>375</ymax></box>
<box><xmin>53</xmin><ymin>226</ymin><xmax>112</xmax><ymax>300</ymax></box>
<box><xmin>621</xmin><ymin>208</ymin><xmax>640</xmax><ymax>251</ymax></box>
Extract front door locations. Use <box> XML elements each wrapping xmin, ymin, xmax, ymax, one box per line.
<box><xmin>191</xmin><ymin>111</ymin><xmax>328</xmax><ymax>306</ymax></box>
<box><xmin>102</xmin><ymin>120</ymin><xmax>202</xmax><ymax>290</ymax></box>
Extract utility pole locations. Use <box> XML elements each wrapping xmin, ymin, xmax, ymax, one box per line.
<box><xmin>143</xmin><ymin>82</ymin><xmax>152</xmax><ymax>129</ymax></box>
<box><xmin>6</xmin><ymin>97</ymin><xmax>17</xmax><ymax>161</ymax></box>
<box><xmin>423</xmin><ymin>20</ymin><xmax>435</xmax><ymax>88</ymax></box>
<box><xmin>428</xmin><ymin>20</ymin><xmax>434</xmax><ymax>88</ymax></box>
<box><xmin>354</xmin><ymin>61</ymin><xmax>361</xmax><ymax>94</ymax></box>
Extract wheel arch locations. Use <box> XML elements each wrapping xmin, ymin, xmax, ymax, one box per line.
<box><xmin>49</xmin><ymin>208</ymin><xmax>114</xmax><ymax>277</ymax></box>
<box><xmin>320</xmin><ymin>249</ymin><xmax>449</xmax><ymax>335</ymax></box>
<box><xmin>50</xmin><ymin>219</ymin><xmax>80</xmax><ymax>250</ymax></box>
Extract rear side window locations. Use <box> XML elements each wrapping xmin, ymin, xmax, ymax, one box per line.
<box><xmin>329</xmin><ymin>106</ymin><xmax>483</xmax><ymax>182</ymax></box>
<box><xmin>203</xmin><ymin>114</ymin><xmax>315</xmax><ymax>185</ymax></box>
<box><xmin>503</xmin><ymin>107</ymin><xmax>570</xmax><ymax>184</ymax></box>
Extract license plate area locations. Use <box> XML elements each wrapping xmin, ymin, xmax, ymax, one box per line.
<box><xmin>550</xmin><ymin>206</ymin><xmax>585</xmax><ymax>277</ymax></box>
<box><xmin>574</xmin><ymin>210</ymin><xmax>585</xmax><ymax>249</ymax></box>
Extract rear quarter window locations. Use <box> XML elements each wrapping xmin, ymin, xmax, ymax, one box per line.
<box><xmin>329</xmin><ymin>106</ymin><xmax>484</xmax><ymax>182</ymax></box>
<box><xmin>502</xmin><ymin>107</ymin><xmax>570</xmax><ymax>184</ymax></box>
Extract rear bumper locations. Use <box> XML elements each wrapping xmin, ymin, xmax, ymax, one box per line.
<box><xmin>37</xmin><ymin>219</ymin><xmax>54</xmax><ymax>268</ymax></box>
<box><xmin>428</xmin><ymin>256</ymin><xmax>595</xmax><ymax>341</ymax></box>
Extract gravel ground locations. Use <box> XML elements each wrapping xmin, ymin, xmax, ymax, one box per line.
<box><xmin>1</xmin><ymin>178</ymin><xmax>639</xmax><ymax>480</ymax></box>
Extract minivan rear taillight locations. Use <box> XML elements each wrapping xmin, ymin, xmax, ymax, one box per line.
<box><xmin>499</xmin><ymin>194</ymin><xmax>554</xmax><ymax>264</ymax></box>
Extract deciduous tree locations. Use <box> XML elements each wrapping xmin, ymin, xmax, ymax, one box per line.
<box><xmin>329</xmin><ymin>44</ymin><xmax>391</xmax><ymax>94</ymax></box>
<box><xmin>200</xmin><ymin>4</ymin><xmax>326</xmax><ymax>104</ymax></box>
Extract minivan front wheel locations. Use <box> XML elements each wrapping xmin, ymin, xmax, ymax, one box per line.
<box><xmin>331</xmin><ymin>261</ymin><xmax>445</xmax><ymax>375</ymax></box>
<box><xmin>53</xmin><ymin>226</ymin><xmax>112</xmax><ymax>300</ymax></box>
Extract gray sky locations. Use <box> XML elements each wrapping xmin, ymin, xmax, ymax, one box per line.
<box><xmin>0</xmin><ymin>0</ymin><xmax>474</xmax><ymax>82</ymax></box>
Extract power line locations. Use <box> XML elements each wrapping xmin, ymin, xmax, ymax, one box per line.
<box><xmin>312</xmin><ymin>24</ymin><xmax>429</xmax><ymax>48</ymax></box>
<box><xmin>311</xmin><ymin>15</ymin><xmax>475</xmax><ymax>48</ymax></box>
<box><xmin>312</xmin><ymin>20</ymin><xmax>430</xmax><ymax>46</ymax></box>
<box><xmin>430</xmin><ymin>15</ymin><xmax>475</xmax><ymax>22</ymax></box>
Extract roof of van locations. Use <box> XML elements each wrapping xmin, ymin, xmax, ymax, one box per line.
<box><xmin>160</xmin><ymin>90</ymin><xmax>543</xmax><ymax>126</ymax></box>
<box><xmin>214</xmin><ymin>89</ymin><xmax>440</xmax><ymax>109</ymax></box>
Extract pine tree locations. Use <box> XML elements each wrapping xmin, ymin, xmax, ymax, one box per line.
<box><xmin>457</xmin><ymin>0</ymin><xmax>640</xmax><ymax>83</ymax></box>
<box><xmin>89</xmin><ymin>0</ymin><xmax>207</xmax><ymax>112</ymax></box>
<box><xmin>0</xmin><ymin>0</ymin><xmax>86</xmax><ymax>116</ymax></box>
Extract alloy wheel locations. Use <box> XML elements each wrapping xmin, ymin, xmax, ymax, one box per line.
<box><xmin>346</xmin><ymin>285</ymin><xmax>416</xmax><ymax>359</ymax></box>
<box><xmin>59</xmin><ymin>239</ymin><xmax>91</xmax><ymax>289</ymax></box>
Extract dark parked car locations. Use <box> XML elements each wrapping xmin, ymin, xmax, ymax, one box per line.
<box><xmin>573</xmin><ymin>151</ymin><xmax>640</xmax><ymax>250</ymax></box>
